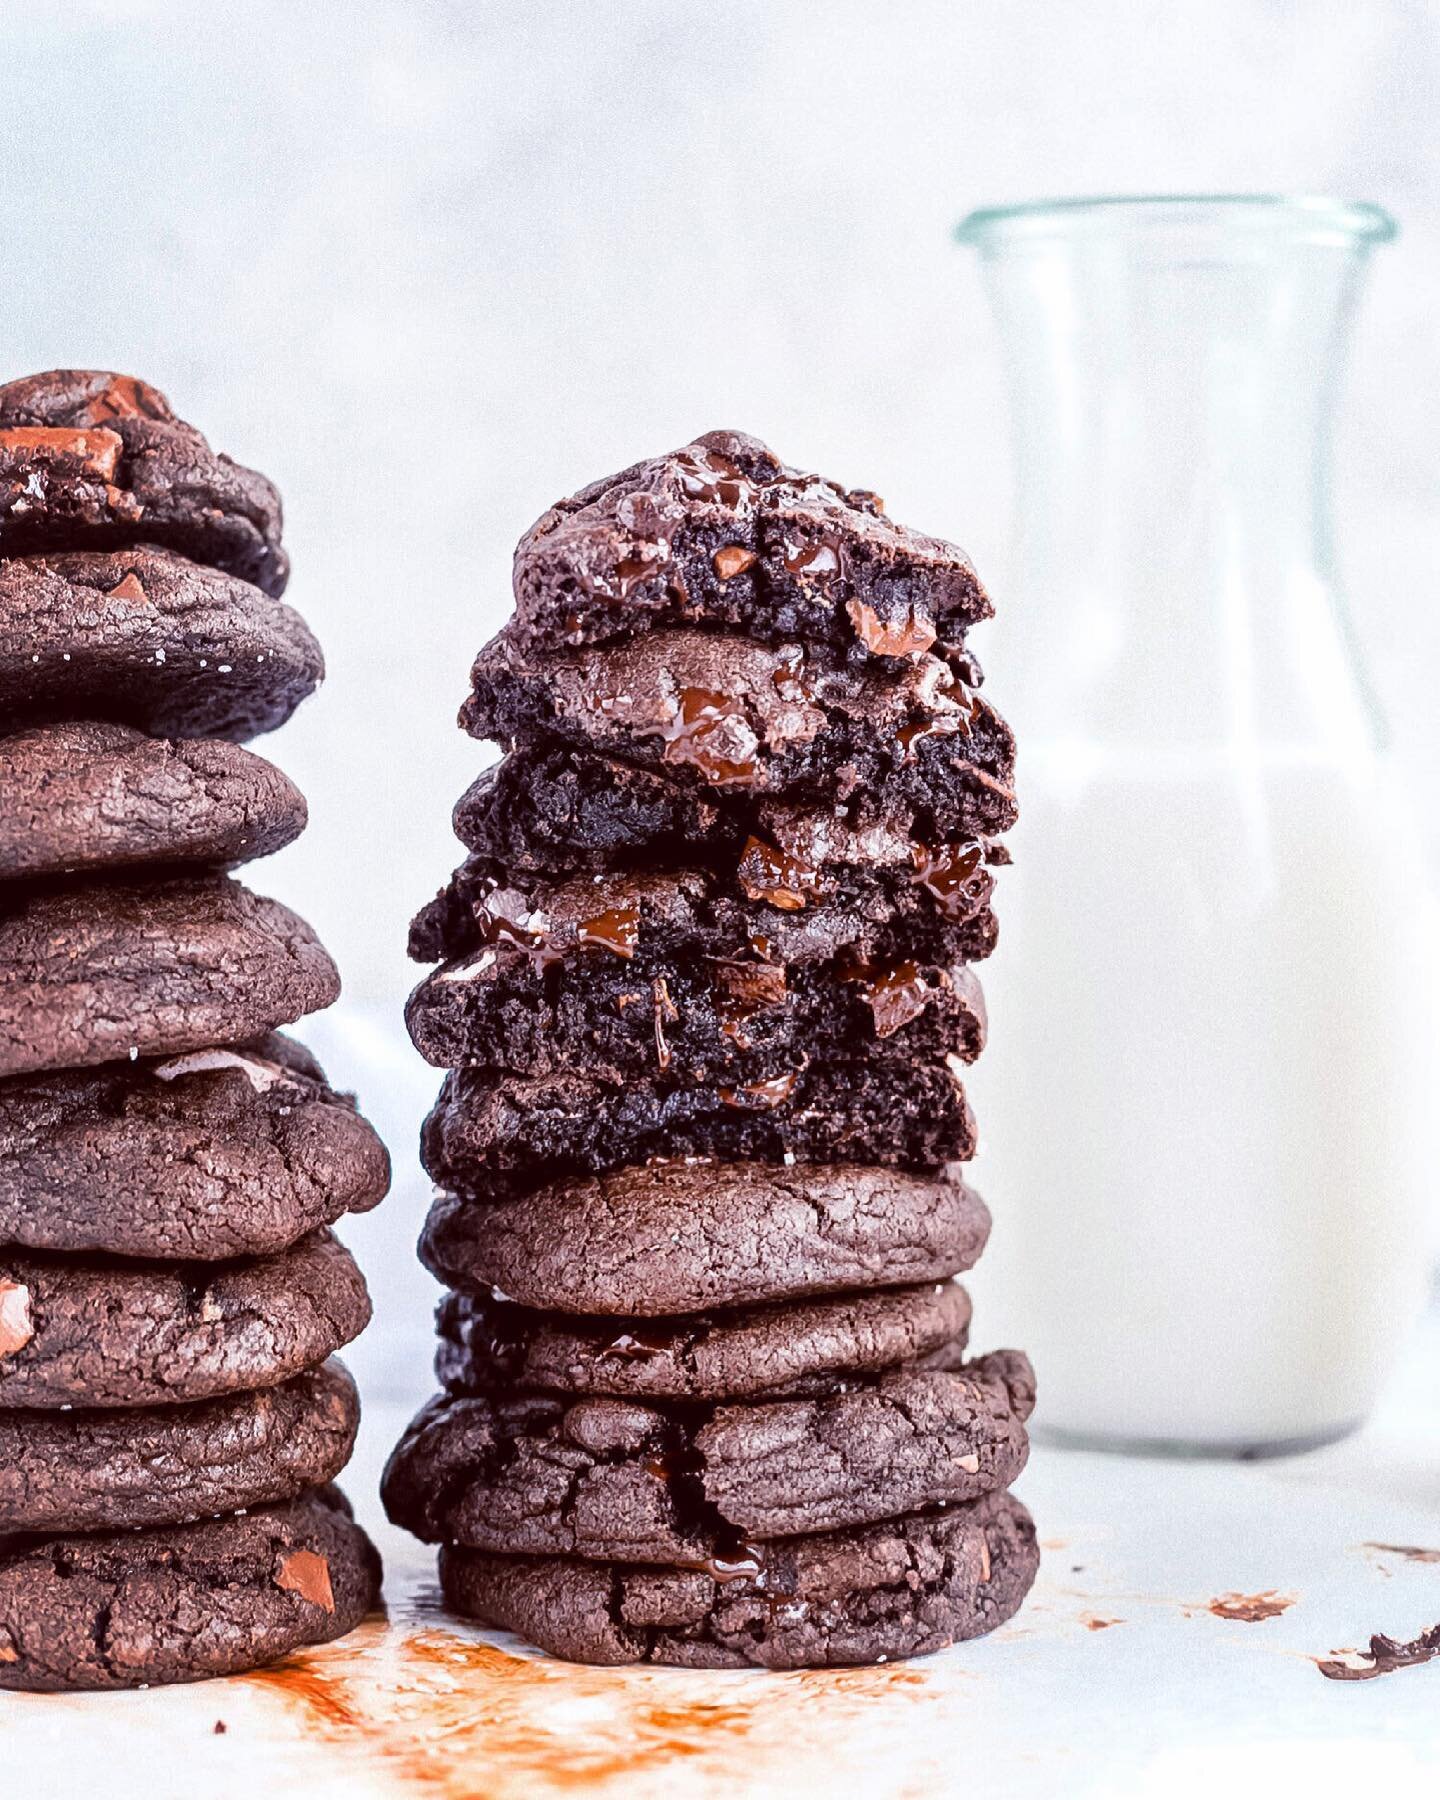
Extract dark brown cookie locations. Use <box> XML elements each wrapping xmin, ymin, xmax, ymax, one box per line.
<box><xmin>508</xmin><ymin>430</ymin><xmax>991</xmax><ymax>660</ymax></box>
<box><xmin>420</xmin><ymin>1057</ymin><xmax>976</xmax><ymax>1200</ymax></box>
<box><xmin>382</xmin><ymin>1354</ymin><xmax>1032</xmax><ymax>1560</ymax></box>
<box><xmin>0</xmin><ymin>874</ymin><xmax>340</xmax><ymax>1077</ymax></box>
<box><xmin>410</xmin><ymin>824</ymin><xmax>1000</xmax><ymax>970</ymax></box>
<box><xmin>0</xmin><ymin>1486</ymin><xmax>381</xmax><ymax>1691</ymax></box>
<box><xmin>0</xmin><ymin>547</ymin><xmax>322</xmax><ymax>741</ymax></box>
<box><xmin>440</xmin><ymin>1488</ymin><xmax>1038</xmax><ymax>1669</ymax></box>
<box><xmin>0</xmin><ymin>371</ymin><xmax>287</xmax><ymax>593</ymax></box>
<box><xmin>0</xmin><ymin>721</ymin><xmax>307</xmax><ymax>881</ymax></box>
<box><xmin>0</xmin><ymin>1360</ymin><xmax>359</xmax><ymax>1534</ymax></box>
<box><xmin>436</xmin><ymin>1281</ymin><xmax>973</xmax><ymax>1401</ymax></box>
<box><xmin>461</xmin><ymin>627</ymin><xmax>1016</xmax><ymax>840</ymax></box>
<box><xmin>407</xmin><ymin>927</ymin><xmax>986</xmax><ymax>1087</ymax></box>
<box><xmin>451</xmin><ymin>743</ymin><xmax>726</xmax><ymax>877</ymax></box>
<box><xmin>420</xmin><ymin>1163</ymin><xmax>991</xmax><ymax>1316</ymax></box>
<box><xmin>450</xmin><ymin>741</ymin><xmax>1011</xmax><ymax>899</ymax></box>
<box><xmin>0</xmin><ymin>1229</ymin><xmax>370</xmax><ymax>1409</ymax></box>
<box><xmin>0</xmin><ymin>1032</ymin><xmax>389</xmax><ymax>1260</ymax></box>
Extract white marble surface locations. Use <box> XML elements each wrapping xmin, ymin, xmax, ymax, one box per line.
<box><xmin>4</xmin><ymin>1303</ymin><xmax>1439</xmax><ymax>1798</ymax></box>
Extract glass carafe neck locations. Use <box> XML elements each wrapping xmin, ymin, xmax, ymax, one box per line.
<box><xmin>960</xmin><ymin>197</ymin><xmax>1395</xmax><ymax>754</ymax></box>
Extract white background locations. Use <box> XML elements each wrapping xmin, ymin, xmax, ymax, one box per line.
<box><xmin>2</xmin><ymin>0</ymin><xmax>1438</xmax><ymax>1385</ymax></box>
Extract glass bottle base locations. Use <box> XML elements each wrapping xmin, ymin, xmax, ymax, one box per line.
<box><xmin>1032</xmin><ymin>1416</ymin><xmax>1366</xmax><ymax>1462</ymax></box>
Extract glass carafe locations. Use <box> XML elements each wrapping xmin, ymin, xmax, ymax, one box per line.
<box><xmin>958</xmin><ymin>195</ymin><xmax>1435</xmax><ymax>1454</ymax></box>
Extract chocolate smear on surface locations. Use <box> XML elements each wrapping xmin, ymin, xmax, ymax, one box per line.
<box><xmin>1316</xmin><ymin>1624</ymin><xmax>1440</xmax><ymax>1682</ymax></box>
<box><xmin>1207</xmin><ymin>1591</ymin><xmax>1295</xmax><ymax>1623</ymax></box>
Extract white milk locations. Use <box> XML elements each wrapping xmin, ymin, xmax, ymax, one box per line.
<box><xmin>967</xmin><ymin>745</ymin><xmax>1438</xmax><ymax>1450</ymax></box>
<box><xmin>958</xmin><ymin>193</ymin><xmax>1422</xmax><ymax>1449</ymax></box>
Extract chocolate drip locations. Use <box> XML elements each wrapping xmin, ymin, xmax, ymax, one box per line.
<box><xmin>576</xmin><ymin>905</ymin><xmax>640</xmax><ymax>959</ymax></box>
<box><xmin>659</xmin><ymin>688</ymin><xmax>759</xmax><ymax>787</ymax></box>
<box><xmin>652</xmin><ymin>976</ymin><xmax>678</xmax><ymax>1071</ymax></box>
<box><xmin>642</xmin><ymin>1409</ymin><xmax>788</xmax><ymax>1598</ymax></box>
<box><xmin>782</xmin><ymin>539</ymin><xmax>840</xmax><ymax>580</ymax></box>
<box><xmin>600</xmin><ymin>1324</ymin><xmax>683</xmax><ymax>1364</ymax></box>
<box><xmin>912</xmin><ymin>841</ymin><xmax>988</xmax><ymax>918</ymax></box>
<box><xmin>474</xmin><ymin>900</ymin><xmax>564</xmax><ymax>972</ymax></box>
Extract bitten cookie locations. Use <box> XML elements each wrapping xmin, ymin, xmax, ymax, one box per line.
<box><xmin>419</xmin><ymin>1163</ymin><xmax>991</xmax><ymax>1316</ymax></box>
<box><xmin>462</xmin><ymin>627</ymin><xmax>1016</xmax><ymax>838</ymax></box>
<box><xmin>0</xmin><ymin>370</ymin><xmax>287</xmax><ymax>593</ymax></box>
<box><xmin>0</xmin><ymin>721</ymin><xmax>307</xmax><ymax>880</ymax></box>
<box><xmin>0</xmin><ymin>1033</ymin><xmax>389</xmax><ymax>1260</ymax></box>
<box><xmin>440</xmin><ymin>1488</ymin><xmax>1038</xmax><ymax>1669</ymax></box>
<box><xmin>0</xmin><ymin>547</ymin><xmax>322</xmax><ymax>741</ymax></box>
<box><xmin>0</xmin><ymin>1360</ymin><xmax>360</xmax><ymax>1533</ymax></box>
<box><xmin>507</xmin><ymin>430</ymin><xmax>991</xmax><ymax>660</ymax></box>
<box><xmin>0</xmin><ymin>874</ymin><xmax>340</xmax><ymax>1077</ymax></box>
<box><xmin>450</xmin><ymin>741</ymin><xmax>1009</xmax><ymax>900</ymax></box>
<box><xmin>420</xmin><ymin>1057</ymin><xmax>976</xmax><ymax>1198</ymax></box>
<box><xmin>409</xmin><ymin>833</ymin><xmax>1000</xmax><ymax>970</ymax></box>
<box><xmin>407</xmin><ymin>930</ymin><xmax>986</xmax><ymax>1086</ymax></box>
<box><xmin>0</xmin><ymin>1487</ymin><xmax>382</xmax><ymax>1691</ymax></box>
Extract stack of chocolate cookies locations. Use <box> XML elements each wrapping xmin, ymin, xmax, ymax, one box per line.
<box><xmin>0</xmin><ymin>371</ymin><xmax>385</xmax><ymax>1691</ymax></box>
<box><xmin>386</xmin><ymin>432</ymin><xmax>1038</xmax><ymax>1668</ymax></box>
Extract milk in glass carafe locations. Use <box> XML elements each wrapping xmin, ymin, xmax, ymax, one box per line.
<box><xmin>957</xmin><ymin>195</ymin><xmax>1435</xmax><ymax>1453</ymax></box>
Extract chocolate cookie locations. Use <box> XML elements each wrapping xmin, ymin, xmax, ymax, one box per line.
<box><xmin>0</xmin><ymin>1486</ymin><xmax>381</xmax><ymax>1691</ymax></box>
<box><xmin>420</xmin><ymin>1164</ymin><xmax>991</xmax><ymax>1316</ymax></box>
<box><xmin>452</xmin><ymin>744</ymin><xmax>725</xmax><ymax>877</ymax></box>
<box><xmin>451</xmin><ymin>742</ymin><xmax>1011</xmax><ymax>897</ymax></box>
<box><xmin>0</xmin><ymin>1033</ymin><xmax>389</xmax><ymax>1260</ymax></box>
<box><xmin>0</xmin><ymin>371</ymin><xmax>287</xmax><ymax>593</ymax></box>
<box><xmin>407</xmin><ymin>932</ymin><xmax>985</xmax><ymax>1086</ymax></box>
<box><xmin>0</xmin><ymin>1360</ymin><xmax>359</xmax><ymax>1534</ymax></box>
<box><xmin>436</xmin><ymin>1281</ymin><xmax>973</xmax><ymax>1402</ymax></box>
<box><xmin>440</xmin><ymin>1488</ymin><xmax>1038</xmax><ymax>1669</ymax></box>
<box><xmin>461</xmin><ymin>627</ymin><xmax>1016</xmax><ymax>840</ymax></box>
<box><xmin>0</xmin><ymin>547</ymin><xmax>322</xmax><ymax>741</ymax></box>
<box><xmin>382</xmin><ymin>1355</ymin><xmax>1031</xmax><ymax>1560</ymax></box>
<box><xmin>0</xmin><ymin>1229</ymin><xmax>370</xmax><ymax>1409</ymax></box>
<box><xmin>0</xmin><ymin>721</ymin><xmax>306</xmax><ymax>881</ymax></box>
<box><xmin>508</xmin><ymin>430</ymin><xmax>990</xmax><ymax>660</ymax></box>
<box><xmin>410</xmin><ymin>828</ymin><xmax>1000</xmax><ymax>970</ymax></box>
<box><xmin>0</xmin><ymin>874</ymin><xmax>340</xmax><ymax>1077</ymax></box>
<box><xmin>420</xmin><ymin>1058</ymin><xmax>977</xmax><ymax>1199</ymax></box>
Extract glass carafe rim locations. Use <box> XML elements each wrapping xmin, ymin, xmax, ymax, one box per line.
<box><xmin>956</xmin><ymin>192</ymin><xmax>1397</xmax><ymax>247</ymax></box>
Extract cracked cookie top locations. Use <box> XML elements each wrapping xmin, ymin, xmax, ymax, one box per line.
<box><xmin>0</xmin><ymin>370</ymin><xmax>287</xmax><ymax>593</ymax></box>
<box><xmin>509</xmin><ymin>430</ymin><xmax>990</xmax><ymax>661</ymax></box>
